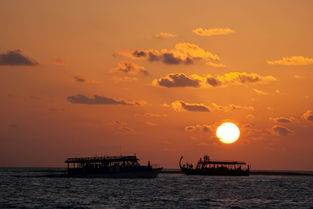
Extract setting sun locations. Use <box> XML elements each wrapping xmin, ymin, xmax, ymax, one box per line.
<box><xmin>216</xmin><ymin>122</ymin><xmax>240</xmax><ymax>144</ymax></box>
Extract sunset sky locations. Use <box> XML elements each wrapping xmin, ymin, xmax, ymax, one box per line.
<box><xmin>1</xmin><ymin>0</ymin><xmax>313</xmax><ymax>170</ymax></box>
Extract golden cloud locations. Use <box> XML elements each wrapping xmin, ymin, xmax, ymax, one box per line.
<box><xmin>211</xmin><ymin>103</ymin><xmax>254</xmax><ymax>112</ymax></box>
<box><xmin>267</xmin><ymin>56</ymin><xmax>313</xmax><ymax>66</ymax></box>
<box><xmin>153</xmin><ymin>72</ymin><xmax>276</xmax><ymax>88</ymax></box>
<box><xmin>303</xmin><ymin>110</ymin><xmax>313</xmax><ymax>121</ymax></box>
<box><xmin>171</xmin><ymin>100</ymin><xmax>210</xmax><ymax>112</ymax></box>
<box><xmin>253</xmin><ymin>88</ymin><xmax>268</xmax><ymax>95</ymax></box>
<box><xmin>119</xmin><ymin>43</ymin><xmax>222</xmax><ymax>66</ymax></box>
<box><xmin>192</xmin><ymin>27</ymin><xmax>235</xmax><ymax>36</ymax></box>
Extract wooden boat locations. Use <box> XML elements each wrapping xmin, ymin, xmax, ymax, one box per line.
<box><xmin>179</xmin><ymin>155</ymin><xmax>250</xmax><ymax>176</ymax></box>
<box><xmin>65</xmin><ymin>155</ymin><xmax>162</xmax><ymax>178</ymax></box>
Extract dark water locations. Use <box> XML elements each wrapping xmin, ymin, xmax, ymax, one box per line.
<box><xmin>0</xmin><ymin>168</ymin><xmax>313</xmax><ymax>209</ymax></box>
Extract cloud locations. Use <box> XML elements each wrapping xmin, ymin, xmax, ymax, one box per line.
<box><xmin>168</xmin><ymin>100</ymin><xmax>253</xmax><ymax>113</ymax></box>
<box><xmin>206</xmin><ymin>72</ymin><xmax>276</xmax><ymax>87</ymax></box>
<box><xmin>267</xmin><ymin>56</ymin><xmax>313</xmax><ymax>66</ymax></box>
<box><xmin>109</xmin><ymin>121</ymin><xmax>134</xmax><ymax>135</ymax></box>
<box><xmin>192</xmin><ymin>28</ymin><xmax>235</xmax><ymax>36</ymax></box>
<box><xmin>171</xmin><ymin>100</ymin><xmax>210</xmax><ymax>112</ymax></box>
<box><xmin>145</xmin><ymin>121</ymin><xmax>157</xmax><ymax>126</ymax></box>
<box><xmin>211</xmin><ymin>103</ymin><xmax>254</xmax><ymax>112</ymax></box>
<box><xmin>153</xmin><ymin>73</ymin><xmax>201</xmax><ymax>88</ymax></box>
<box><xmin>153</xmin><ymin>72</ymin><xmax>276</xmax><ymax>88</ymax></box>
<box><xmin>73</xmin><ymin>76</ymin><xmax>86</xmax><ymax>83</ymax></box>
<box><xmin>110</xmin><ymin>61</ymin><xmax>149</xmax><ymax>76</ymax></box>
<box><xmin>293</xmin><ymin>75</ymin><xmax>305</xmax><ymax>79</ymax></box>
<box><xmin>303</xmin><ymin>110</ymin><xmax>313</xmax><ymax>121</ymax></box>
<box><xmin>154</xmin><ymin>32</ymin><xmax>176</xmax><ymax>39</ymax></box>
<box><xmin>0</xmin><ymin>49</ymin><xmax>38</xmax><ymax>66</ymax></box>
<box><xmin>185</xmin><ymin>124</ymin><xmax>212</xmax><ymax>132</ymax></box>
<box><xmin>8</xmin><ymin>124</ymin><xmax>19</xmax><ymax>128</ymax></box>
<box><xmin>72</xmin><ymin>76</ymin><xmax>97</xmax><ymax>84</ymax></box>
<box><xmin>54</xmin><ymin>58</ymin><xmax>65</xmax><ymax>65</ymax></box>
<box><xmin>143</xmin><ymin>113</ymin><xmax>167</xmax><ymax>118</ymax></box>
<box><xmin>120</xmin><ymin>42</ymin><xmax>222</xmax><ymax>66</ymax></box>
<box><xmin>270</xmin><ymin>117</ymin><xmax>293</xmax><ymax>123</ymax></box>
<box><xmin>67</xmin><ymin>94</ymin><xmax>133</xmax><ymax>105</ymax></box>
<box><xmin>253</xmin><ymin>88</ymin><xmax>268</xmax><ymax>95</ymax></box>
<box><xmin>272</xmin><ymin>125</ymin><xmax>293</xmax><ymax>136</ymax></box>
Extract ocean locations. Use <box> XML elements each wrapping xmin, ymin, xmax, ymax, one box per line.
<box><xmin>0</xmin><ymin>168</ymin><xmax>312</xmax><ymax>209</ymax></box>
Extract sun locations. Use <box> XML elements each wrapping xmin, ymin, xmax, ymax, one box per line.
<box><xmin>216</xmin><ymin>122</ymin><xmax>240</xmax><ymax>144</ymax></box>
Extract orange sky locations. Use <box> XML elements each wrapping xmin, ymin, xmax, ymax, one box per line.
<box><xmin>0</xmin><ymin>0</ymin><xmax>313</xmax><ymax>170</ymax></box>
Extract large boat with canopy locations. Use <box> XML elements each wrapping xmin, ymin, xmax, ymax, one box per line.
<box><xmin>179</xmin><ymin>155</ymin><xmax>250</xmax><ymax>176</ymax></box>
<box><xmin>65</xmin><ymin>155</ymin><xmax>162</xmax><ymax>178</ymax></box>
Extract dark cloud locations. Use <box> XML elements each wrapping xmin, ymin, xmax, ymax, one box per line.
<box><xmin>207</xmin><ymin>77</ymin><xmax>222</xmax><ymax>87</ymax></box>
<box><xmin>73</xmin><ymin>76</ymin><xmax>86</xmax><ymax>83</ymax></box>
<box><xmin>185</xmin><ymin>124</ymin><xmax>212</xmax><ymax>132</ymax></box>
<box><xmin>272</xmin><ymin>125</ymin><xmax>293</xmax><ymax>136</ymax></box>
<box><xmin>153</xmin><ymin>73</ymin><xmax>201</xmax><ymax>88</ymax></box>
<box><xmin>67</xmin><ymin>94</ymin><xmax>132</xmax><ymax>105</ymax></box>
<box><xmin>0</xmin><ymin>50</ymin><xmax>38</xmax><ymax>66</ymax></box>
<box><xmin>172</xmin><ymin>100</ymin><xmax>210</xmax><ymax>112</ymax></box>
<box><xmin>110</xmin><ymin>61</ymin><xmax>149</xmax><ymax>76</ymax></box>
<box><xmin>303</xmin><ymin>110</ymin><xmax>313</xmax><ymax>121</ymax></box>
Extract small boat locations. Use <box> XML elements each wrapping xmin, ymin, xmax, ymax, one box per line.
<box><xmin>65</xmin><ymin>155</ymin><xmax>163</xmax><ymax>178</ymax></box>
<box><xmin>179</xmin><ymin>155</ymin><xmax>250</xmax><ymax>176</ymax></box>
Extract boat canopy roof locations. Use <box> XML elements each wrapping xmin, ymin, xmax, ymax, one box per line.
<box><xmin>199</xmin><ymin>161</ymin><xmax>246</xmax><ymax>165</ymax></box>
<box><xmin>65</xmin><ymin>155</ymin><xmax>139</xmax><ymax>164</ymax></box>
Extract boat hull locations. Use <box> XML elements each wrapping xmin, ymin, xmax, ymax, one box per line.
<box><xmin>67</xmin><ymin>168</ymin><xmax>163</xmax><ymax>178</ymax></box>
<box><xmin>180</xmin><ymin>167</ymin><xmax>249</xmax><ymax>176</ymax></box>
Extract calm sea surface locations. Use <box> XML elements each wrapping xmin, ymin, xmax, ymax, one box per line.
<box><xmin>0</xmin><ymin>168</ymin><xmax>312</xmax><ymax>209</ymax></box>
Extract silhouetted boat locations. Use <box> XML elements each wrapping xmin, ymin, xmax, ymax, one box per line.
<box><xmin>179</xmin><ymin>155</ymin><xmax>250</xmax><ymax>176</ymax></box>
<box><xmin>65</xmin><ymin>155</ymin><xmax>162</xmax><ymax>178</ymax></box>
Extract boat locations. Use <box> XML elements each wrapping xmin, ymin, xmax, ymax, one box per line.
<box><xmin>65</xmin><ymin>155</ymin><xmax>163</xmax><ymax>178</ymax></box>
<box><xmin>179</xmin><ymin>155</ymin><xmax>250</xmax><ymax>176</ymax></box>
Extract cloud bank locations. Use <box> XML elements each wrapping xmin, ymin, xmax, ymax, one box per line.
<box><xmin>153</xmin><ymin>72</ymin><xmax>276</xmax><ymax>88</ymax></box>
<box><xmin>67</xmin><ymin>94</ymin><xmax>133</xmax><ymax>105</ymax></box>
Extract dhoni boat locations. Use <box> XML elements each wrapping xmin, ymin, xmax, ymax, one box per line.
<box><xmin>179</xmin><ymin>155</ymin><xmax>250</xmax><ymax>176</ymax></box>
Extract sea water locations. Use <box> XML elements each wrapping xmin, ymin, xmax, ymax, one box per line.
<box><xmin>0</xmin><ymin>168</ymin><xmax>312</xmax><ymax>209</ymax></box>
